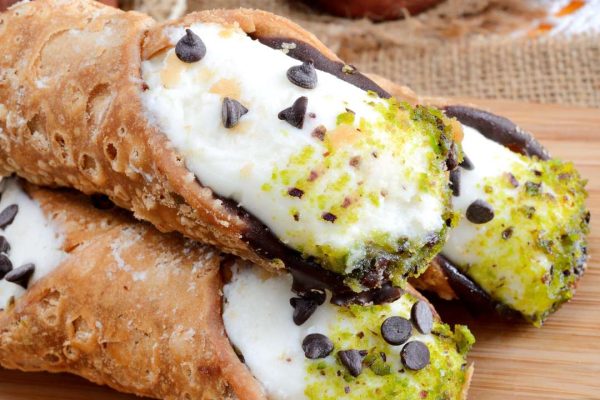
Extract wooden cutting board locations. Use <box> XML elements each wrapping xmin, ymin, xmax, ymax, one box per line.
<box><xmin>1</xmin><ymin>99</ymin><xmax>598</xmax><ymax>399</ymax></box>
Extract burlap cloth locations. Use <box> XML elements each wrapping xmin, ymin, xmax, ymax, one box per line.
<box><xmin>126</xmin><ymin>0</ymin><xmax>600</xmax><ymax>107</ymax></box>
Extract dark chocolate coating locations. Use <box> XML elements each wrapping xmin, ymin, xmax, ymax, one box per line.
<box><xmin>445</xmin><ymin>105</ymin><xmax>550</xmax><ymax>160</ymax></box>
<box><xmin>256</xmin><ymin>37</ymin><xmax>390</xmax><ymax>99</ymax></box>
<box><xmin>214</xmin><ymin>193</ymin><xmax>402</xmax><ymax>305</ymax></box>
<box><xmin>434</xmin><ymin>254</ymin><xmax>498</xmax><ymax>313</ymax></box>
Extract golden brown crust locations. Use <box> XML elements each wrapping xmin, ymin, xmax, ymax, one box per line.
<box><xmin>0</xmin><ymin>184</ymin><xmax>265</xmax><ymax>400</ymax></box>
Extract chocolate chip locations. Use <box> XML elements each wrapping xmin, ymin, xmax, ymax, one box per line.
<box><xmin>584</xmin><ymin>211</ymin><xmax>591</xmax><ymax>224</ymax></box>
<box><xmin>502</xmin><ymin>227</ymin><xmax>514</xmax><ymax>239</ymax></box>
<box><xmin>222</xmin><ymin>97</ymin><xmax>248</xmax><ymax>129</ymax></box>
<box><xmin>459</xmin><ymin>154</ymin><xmax>474</xmax><ymax>170</ymax></box>
<box><xmin>372</xmin><ymin>284</ymin><xmax>403</xmax><ymax>304</ymax></box>
<box><xmin>449</xmin><ymin>169</ymin><xmax>461</xmax><ymax>197</ymax></box>
<box><xmin>401</xmin><ymin>341</ymin><xmax>430</xmax><ymax>370</ymax></box>
<box><xmin>0</xmin><ymin>204</ymin><xmax>18</xmax><ymax>229</ymax></box>
<box><xmin>312</xmin><ymin>125</ymin><xmax>326</xmax><ymax>141</ymax></box>
<box><xmin>349</xmin><ymin>156</ymin><xmax>361</xmax><ymax>168</ymax></box>
<box><xmin>290</xmin><ymin>297</ymin><xmax>317</xmax><ymax>325</ymax></box>
<box><xmin>4</xmin><ymin>263</ymin><xmax>35</xmax><ymax>289</ymax></box>
<box><xmin>0</xmin><ymin>236</ymin><xmax>10</xmax><ymax>254</ymax></box>
<box><xmin>278</xmin><ymin>96</ymin><xmax>308</xmax><ymax>129</ymax></box>
<box><xmin>411</xmin><ymin>301</ymin><xmax>433</xmax><ymax>334</ymax></box>
<box><xmin>466</xmin><ymin>200</ymin><xmax>494</xmax><ymax>224</ymax></box>
<box><xmin>381</xmin><ymin>316</ymin><xmax>412</xmax><ymax>345</ymax></box>
<box><xmin>302</xmin><ymin>333</ymin><xmax>333</xmax><ymax>359</ymax></box>
<box><xmin>507</xmin><ymin>173</ymin><xmax>519</xmax><ymax>187</ymax></box>
<box><xmin>287</xmin><ymin>60</ymin><xmax>318</xmax><ymax>89</ymax></box>
<box><xmin>288</xmin><ymin>187</ymin><xmax>304</xmax><ymax>198</ymax></box>
<box><xmin>338</xmin><ymin>350</ymin><xmax>364</xmax><ymax>377</ymax></box>
<box><xmin>0</xmin><ymin>254</ymin><xmax>12</xmax><ymax>280</ymax></box>
<box><xmin>322</xmin><ymin>212</ymin><xmax>337</xmax><ymax>223</ymax></box>
<box><xmin>175</xmin><ymin>29</ymin><xmax>206</xmax><ymax>63</ymax></box>
<box><xmin>90</xmin><ymin>194</ymin><xmax>114</xmax><ymax>210</ymax></box>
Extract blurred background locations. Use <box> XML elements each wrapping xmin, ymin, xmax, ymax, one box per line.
<box><xmin>2</xmin><ymin>0</ymin><xmax>599</xmax><ymax>107</ymax></box>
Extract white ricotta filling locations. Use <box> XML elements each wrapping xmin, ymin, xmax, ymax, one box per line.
<box><xmin>0</xmin><ymin>178</ymin><xmax>66</xmax><ymax>310</ymax></box>
<box><xmin>223</xmin><ymin>263</ymin><xmax>436</xmax><ymax>400</ymax></box>
<box><xmin>442</xmin><ymin>126</ymin><xmax>552</xmax><ymax>300</ymax></box>
<box><xmin>141</xmin><ymin>23</ymin><xmax>444</xmax><ymax>271</ymax></box>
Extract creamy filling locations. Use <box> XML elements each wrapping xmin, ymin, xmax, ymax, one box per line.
<box><xmin>0</xmin><ymin>178</ymin><xmax>66</xmax><ymax>310</ymax></box>
<box><xmin>223</xmin><ymin>263</ymin><xmax>472</xmax><ymax>400</ymax></box>
<box><xmin>443</xmin><ymin>125</ymin><xmax>588</xmax><ymax>323</ymax></box>
<box><xmin>141</xmin><ymin>23</ymin><xmax>451</xmax><ymax>274</ymax></box>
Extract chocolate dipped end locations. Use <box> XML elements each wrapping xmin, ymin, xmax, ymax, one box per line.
<box><xmin>213</xmin><ymin>192</ymin><xmax>403</xmax><ymax>305</ymax></box>
<box><xmin>433</xmin><ymin>254</ymin><xmax>498</xmax><ymax>313</ymax></box>
<box><xmin>256</xmin><ymin>37</ymin><xmax>391</xmax><ymax>99</ymax></box>
<box><xmin>437</xmin><ymin>105</ymin><xmax>545</xmax><ymax>314</ymax></box>
<box><xmin>439</xmin><ymin>105</ymin><xmax>588</xmax><ymax>321</ymax></box>
<box><xmin>445</xmin><ymin>105</ymin><xmax>550</xmax><ymax>160</ymax></box>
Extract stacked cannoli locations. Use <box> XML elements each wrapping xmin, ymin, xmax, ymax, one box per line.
<box><xmin>0</xmin><ymin>0</ymin><xmax>589</xmax><ymax>398</ymax></box>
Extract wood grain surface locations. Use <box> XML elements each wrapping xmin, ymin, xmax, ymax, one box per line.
<box><xmin>1</xmin><ymin>99</ymin><xmax>598</xmax><ymax>399</ymax></box>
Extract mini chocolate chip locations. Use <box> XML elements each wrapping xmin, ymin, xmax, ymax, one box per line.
<box><xmin>290</xmin><ymin>297</ymin><xmax>318</xmax><ymax>325</ymax></box>
<box><xmin>4</xmin><ymin>263</ymin><xmax>35</xmax><ymax>289</ymax></box>
<box><xmin>411</xmin><ymin>301</ymin><xmax>433</xmax><ymax>334</ymax></box>
<box><xmin>308</xmin><ymin>112</ymin><xmax>317</xmax><ymax>118</ymax></box>
<box><xmin>222</xmin><ymin>97</ymin><xmax>248</xmax><ymax>129</ymax></box>
<box><xmin>302</xmin><ymin>333</ymin><xmax>333</xmax><ymax>359</ymax></box>
<box><xmin>381</xmin><ymin>316</ymin><xmax>412</xmax><ymax>345</ymax></box>
<box><xmin>344</xmin><ymin>386</ymin><xmax>351</xmax><ymax>394</ymax></box>
<box><xmin>312</xmin><ymin>125</ymin><xmax>326</xmax><ymax>141</ymax></box>
<box><xmin>287</xmin><ymin>60</ymin><xmax>318</xmax><ymax>89</ymax></box>
<box><xmin>466</xmin><ymin>199</ymin><xmax>494</xmax><ymax>224</ymax></box>
<box><xmin>288</xmin><ymin>187</ymin><xmax>304</xmax><ymax>198</ymax></box>
<box><xmin>401</xmin><ymin>341</ymin><xmax>430</xmax><ymax>370</ymax></box>
<box><xmin>533</xmin><ymin>169</ymin><xmax>542</xmax><ymax>176</ymax></box>
<box><xmin>502</xmin><ymin>227</ymin><xmax>514</xmax><ymax>239</ymax></box>
<box><xmin>0</xmin><ymin>204</ymin><xmax>18</xmax><ymax>229</ymax></box>
<box><xmin>0</xmin><ymin>236</ymin><xmax>10</xmax><ymax>254</ymax></box>
<box><xmin>338</xmin><ymin>350</ymin><xmax>364</xmax><ymax>377</ymax></box>
<box><xmin>90</xmin><ymin>194</ymin><xmax>114</xmax><ymax>210</ymax></box>
<box><xmin>278</xmin><ymin>96</ymin><xmax>308</xmax><ymax>129</ymax></box>
<box><xmin>584</xmin><ymin>211</ymin><xmax>591</xmax><ymax>224</ymax></box>
<box><xmin>322</xmin><ymin>212</ymin><xmax>337</xmax><ymax>223</ymax></box>
<box><xmin>449</xmin><ymin>169</ymin><xmax>461</xmax><ymax>197</ymax></box>
<box><xmin>0</xmin><ymin>254</ymin><xmax>12</xmax><ymax>280</ymax></box>
<box><xmin>507</xmin><ymin>173</ymin><xmax>519</xmax><ymax>187</ymax></box>
<box><xmin>349</xmin><ymin>156</ymin><xmax>361</xmax><ymax>168</ymax></box>
<box><xmin>459</xmin><ymin>154</ymin><xmax>474</xmax><ymax>170</ymax></box>
<box><xmin>175</xmin><ymin>29</ymin><xmax>206</xmax><ymax>63</ymax></box>
<box><xmin>372</xmin><ymin>284</ymin><xmax>403</xmax><ymax>305</ymax></box>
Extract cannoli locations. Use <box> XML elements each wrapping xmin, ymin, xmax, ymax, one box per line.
<box><xmin>374</xmin><ymin>74</ymin><xmax>590</xmax><ymax>324</ymax></box>
<box><xmin>378</xmin><ymin>79</ymin><xmax>589</xmax><ymax>324</ymax></box>
<box><xmin>0</xmin><ymin>177</ymin><xmax>264</xmax><ymax>399</ymax></box>
<box><xmin>0</xmin><ymin>177</ymin><xmax>473</xmax><ymax>399</ymax></box>
<box><xmin>433</xmin><ymin>106</ymin><xmax>589</xmax><ymax>325</ymax></box>
<box><xmin>0</xmin><ymin>0</ymin><xmax>461</xmax><ymax>299</ymax></box>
